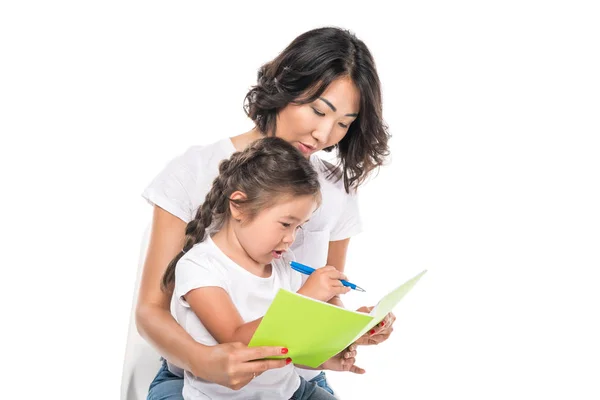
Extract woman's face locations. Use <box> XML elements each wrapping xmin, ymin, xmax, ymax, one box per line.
<box><xmin>275</xmin><ymin>76</ymin><xmax>360</xmax><ymax>158</ymax></box>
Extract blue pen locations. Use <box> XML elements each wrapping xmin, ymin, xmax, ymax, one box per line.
<box><xmin>289</xmin><ymin>261</ymin><xmax>366</xmax><ymax>292</ymax></box>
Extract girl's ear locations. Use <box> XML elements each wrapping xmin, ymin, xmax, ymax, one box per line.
<box><xmin>229</xmin><ymin>190</ymin><xmax>247</xmax><ymax>222</ymax></box>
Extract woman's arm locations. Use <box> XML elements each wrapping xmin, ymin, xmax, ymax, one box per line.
<box><xmin>326</xmin><ymin>238</ymin><xmax>351</xmax><ymax>308</ymax></box>
<box><xmin>135</xmin><ymin>206</ymin><xmax>196</xmax><ymax>369</ymax></box>
<box><xmin>326</xmin><ymin>237</ymin><xmax>396</xmax><ymax>345</ymax></box>
<box><xmin>135</xmin><ymin>206</ymin><xmax>288</xmax><ymax>387</ymax></box>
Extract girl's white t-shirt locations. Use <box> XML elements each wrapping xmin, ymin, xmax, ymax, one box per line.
<box><xmin>173</xmin><ymin>236</ymin><xmax>302</xmax><ymax>400</ymax></box>
<box><xmin>142</xmin><ymin>137</ymin><xmax>363</xmax><ymax>382</ymax></box>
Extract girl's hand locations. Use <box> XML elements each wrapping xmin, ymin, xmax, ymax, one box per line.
<box><xmin>354</xmin><ymin>307</ymin><xmax>396</xmax><ymax>346</ymax></box>
<box><xmin>320</xmin><ymin>343</ymin><xmax>365</xmax><ymax>374</ymax></box>
<box><xmin>196</xmin><ymin>343</ymin><xmax>291</xmax><ymax>390</ymax></box>
<box><xmin>297</xmin><ymin>265</ymin><xmax>351</xmax><ymax>302</ymax></box>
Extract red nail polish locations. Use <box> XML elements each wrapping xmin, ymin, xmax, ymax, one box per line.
<box><xmin>286</xmin><ymin>357</ymin><xmax>292</xmax><ymax>365</ymax></box>
<box><xmin>370</xmin><ymin>329</ymin><xmax>376</xmax><ymax>335</ymax></box>
<box><xmin>281</xmin><ymin>348</ymin><xmax>288</xmax><ymax>354</ymax></box>
<box><xmin>381</xmin><ymin>321</ymin><xmax>385</xmax><ymax>327</ymax></box>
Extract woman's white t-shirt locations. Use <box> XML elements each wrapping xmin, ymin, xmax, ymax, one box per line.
<box><xmin>142</xmin><ymin>137</ymin><xmax>362</xmax><ymax>382</ymax></box>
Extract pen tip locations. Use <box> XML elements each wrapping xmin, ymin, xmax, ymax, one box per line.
<box><xmin>355</xmin><ymin>286</ymin><xmax>366</xmax><ymax>292</ymax></box>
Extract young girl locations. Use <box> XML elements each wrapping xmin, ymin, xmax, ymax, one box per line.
<box><xmin>163</xmin><ymin>137</ymin><xmax>355</xmax><ymax>399</ymax></box>
<box><xmin>140</xmin><ymin>26</ymin><xmax>395</xmax><ymax>399</ymax></box>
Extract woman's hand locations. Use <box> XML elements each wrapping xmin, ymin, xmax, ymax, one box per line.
<box><xmin>194</xmin><ymin>343</ymin><xmax>291</xmax><ymax>390</ymax></box>
<box><xmin>320</xmin><ymin>343</ymin><xmax>365</xmax><ymax>374</ymax></box>
<box><xmin>354</xmin><ymin>307</ymin><xmax>396</xmax><ymax>346</ymax></box>
<box><xmin>297</xmin><ymin>265</ymin><xmax>351</xmax><ymax>302</ymax></box>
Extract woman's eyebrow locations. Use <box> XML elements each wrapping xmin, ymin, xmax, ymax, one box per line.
<box><xmin>318</xmin><ymin>97</ymin><xmax>358</xmax><ymax>117</ymax></box>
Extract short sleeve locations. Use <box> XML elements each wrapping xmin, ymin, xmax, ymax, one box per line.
<box><xmin>141</xmin><ymin>147</ymin><xmax>203</xmax><ymax>223</ymax></box>
<box><xmin>174</xmin><ymin>254</ymin><xmax>229</xmax><ymax>308</ymax></box>
<box><xmin>329</xmin><ymin>190</ymin><xmax>363</xmax><ymax>241</ymax></box>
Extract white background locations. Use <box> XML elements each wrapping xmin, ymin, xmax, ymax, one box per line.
<box><xmin>1</xmin><ymin>1</ymin><xmax>599</xmax><ymax>399</ymax></box>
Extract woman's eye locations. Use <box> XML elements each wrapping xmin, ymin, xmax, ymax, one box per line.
<box><xmin>312</xmin><ymin>107</ymin><xmax>325</xmax><ymax>117</ymax></box>
<box><xmin>281</xmin><ymin>222</ymin><xmax>291</xmax><ymax>228</ymax></box>
<box><xmin>338</xmin><ymin>122</ymin><xmax>348</xmax><ymax>128</ymax></box>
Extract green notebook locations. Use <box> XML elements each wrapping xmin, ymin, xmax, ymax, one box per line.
<box><xmin>248</xmin><ymin>270</ymin><xmax>427</xmax><ymax>367</ymax></box>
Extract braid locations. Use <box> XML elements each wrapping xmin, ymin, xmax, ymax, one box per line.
<box><xmin>160</xmin><ymin>164</ymin><xmax>234</xmax><ymax>291</ymax></box>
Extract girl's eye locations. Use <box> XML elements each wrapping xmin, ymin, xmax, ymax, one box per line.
<box><xmin>281</xmin><ymin>222</ymin><xmax>291</xmax><ymax>228</ymax></box>
<box><xmin>312</xmin><ymin>107</ymin><xmax>325</xmax><ymax>117</ymax></box>
<box><xmin>338</xmin><ymin>122</ymin><xmax>348</xmax><ymax>128</ymax></box>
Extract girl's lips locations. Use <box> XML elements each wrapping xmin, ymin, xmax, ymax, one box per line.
<box><xmin>271</xmin><ymin>250</ymin><xmax>283</xmax><ymax>259</ymax></box>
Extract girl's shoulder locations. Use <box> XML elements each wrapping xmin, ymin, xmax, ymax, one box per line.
<box><xmin>180</xmin><ymin>240</ymin><xmax>221</xmax><ymax>267</ymax></box>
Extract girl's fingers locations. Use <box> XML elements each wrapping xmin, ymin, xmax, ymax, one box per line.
<box><xmin>334</xmin><ymin>286</ymin><xmax>351</xmax><ymax>295</ymax></box>
<box><xmin>350</xmin><ymin>364</ymin><xmax>366</xmax><ymax>374</ymax></box>
<box><xmin>344</xmin><ymin>349</ymin><xmax>357</xmax><ymax>359</ymax></box>
<box><xmin>341</xmin><ymin>357</ymin><xmax>355</xmax><ymax>370</ymax></box>
<box><xmin>328</xmin><ymin>270</ymin><xmax>348</xmax><ymax>281</ymax></box>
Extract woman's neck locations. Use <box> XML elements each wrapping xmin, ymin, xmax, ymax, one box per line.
<box><xmin>211</xmin><ymin>223</ymin><xmax>272</xmax><ymax>278</ymax></box>
<box><xmin>230</xmin><ymin>128</ymin><xmax>266</xmax><ymax>152</ymax></box>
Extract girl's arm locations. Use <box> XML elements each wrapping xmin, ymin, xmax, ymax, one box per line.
<box><xmin>183</xmin><ymin>287</ymin><xmax>263</xmax><ymax>345</ymax></box>
<box><xmin>183</xmin><ymin>264</ymin><xmax>353</xmax><ymax>346</ymax></box>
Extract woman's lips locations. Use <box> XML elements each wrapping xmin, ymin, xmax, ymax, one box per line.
<box><xmin>297</xmin><ymin>142</ymin><xmax>315</xmax><ymax>155</ymax></box>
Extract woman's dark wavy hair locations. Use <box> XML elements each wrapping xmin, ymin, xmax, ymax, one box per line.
<box><xmin>244</xmin><ymin>27</ymin><xmax>390</xmax><ymax>192</ymax></box>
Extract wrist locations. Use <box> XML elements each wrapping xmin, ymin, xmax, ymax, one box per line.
<box><xmin>328</xmin><ymin>295</ymin><xmax>344</xmax><ymax>308</ymax></box>
<box><xmin>297</xmin><ymin>286</ymin><xmax>328</xmax><ymax>302</ymax></box>
<box><xmin>187</xmin><ymin>342</ymin><xmax>211</xmax><ymax>379</ymax></box>
<box><xmin>318</xmin><ymin>359</ymin><xmax>331</xmax><ymax>370</ymax></box>
<box><xmin>297</xmin><ymin>286</ymin><xmax>312</xmax><ymax>298</ymax></box>
<box><xmin>297</xmin><ymin>363</ymin><xmax>324</xmax><ymax>370</ymax></box>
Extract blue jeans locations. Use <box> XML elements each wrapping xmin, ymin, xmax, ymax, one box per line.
<box><xmin>148</xmin><ymin>359</ymin><xmax>335</xmax><ymax>399</ymax></box>
<box><xmin>147</xmin><ymin>360</ymin><xmax>183</xmax><ymax>400</ymax></box>
<box><xmin>291</xmin><ymin>376</ymin><xmax>336</xmax><ymax>400</ymax></box>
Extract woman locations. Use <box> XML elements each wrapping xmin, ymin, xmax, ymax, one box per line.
<box><xmin>137</xmin><ymin>26</ymin><xmax>394</xmax><ymax>400</ymax></box>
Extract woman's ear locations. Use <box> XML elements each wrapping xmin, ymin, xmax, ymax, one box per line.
<box><xmin>229</xmin><ymin>191</ymin><xmax>247</xmax><ymax>222</ymax></box>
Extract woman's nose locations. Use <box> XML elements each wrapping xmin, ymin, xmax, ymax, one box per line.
<box><xmin>312</xmin><ymin>121</ymin><xmax>335</xmax><ymax>144</ymax></box>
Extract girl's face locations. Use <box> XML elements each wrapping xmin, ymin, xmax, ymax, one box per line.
<box><xmin>232</xmin><ymin>194</ymin><xmax>318</xmax><ymax>265</ymax></box>
<box><xmin>276</xmin><ymin>76</ymin><xmax>361</xmax><ymax>158</ymax></box>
